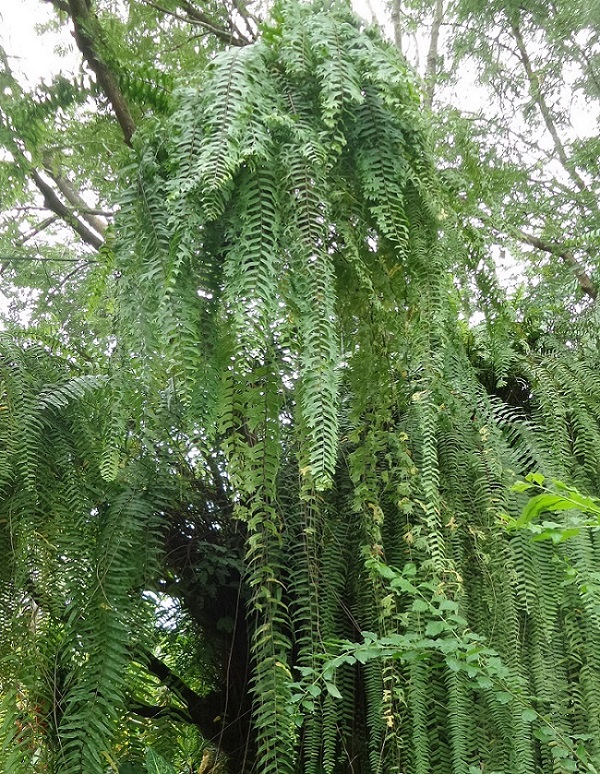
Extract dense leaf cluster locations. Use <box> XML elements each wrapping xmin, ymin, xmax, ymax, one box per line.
<box><xmin>2</xmin><ymin>2</ymin><xmax>600</xmax><ymax>774</ymax></box>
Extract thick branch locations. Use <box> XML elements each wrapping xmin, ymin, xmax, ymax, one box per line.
<box><xmin>46</xmin><ymin>167</ymin><xmax>107</xmax><ymax>235</ymax></box>
<box><xmin>390</xmin><ymin>0</ymin><xmax>403</xmax><ymax>53</ymax></box>
<box><xmin>129</xmin><ymin>700</ymin><xmax>192</xmax><ymax>724</ymax></box>
<box><xmin>514</xmin><ymin>227</ymin><xmax>597</xmax><ymax>300</ymax></box>
<box><xmin>48</xmin><ymin>0</ymin><xmax>70</xmax><ymax>11</ymax></box>
<box><xmin>230</xmin><ymin>0</ymin><xmax>259</xmax><ymax>41</ymax></box>
<box><xmin>144</xmin><ymin>650</ymin><xmax>205</xmax><ymax>710</ymax></box>
<box><xmin>141</xmin><ymin>648</ymin><xmax>226</xmax><ymax>743</ymax></box>
<box><xmin>30</xmin><ymin>169</ymin><xmax>104</xmax><ymax>250</ymax></box>
<box><xmin>46</xmin><ymin>0</ymin><xmax>136</xmax><ymax>145</ymax></box>
<box><xmin>423</xmin><ymin>0</ymin><xmax>445</xmax><ymax>109</ymax></box>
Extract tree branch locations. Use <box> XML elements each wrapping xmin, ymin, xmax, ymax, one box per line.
<box><xmin>138</xmin><ymin>0</ymin><xmax>249</xmax><ymax>46</ymax></box>
<box><xmin>178</xmin><ymin>0</ymin><xmax>250</xmax><ymax>45</ymax></box>
<box><xmin>140</xmin><ymin>648</ymin><xmax>226</xmax><ymax>743</ymax></box>
<box><xmin>48</xmin><ymin>0</ymin><xmax>70</xmax><ymax>11</ymax></box>
<box><xmin>46</xmin><ymin>0</ymin><xmax>137</xmax><ymax>145</ymax></box>
<box><xmin>0</xmin><ymin>255</ymin><xmax>99</xmax><ymax>263</ymax></box>
<box><xmin>9</xmin><ymin>205</ymin><xmax>114</xmax><ymax>216</ymax></box>
<box><xmin>229</xmin><ymin>0</ymin><xmax>259</xmax><ymax>42</ymax></box>
<box><xmin>390</xmin><ymin>0</ymin><xmax>403</xmax><ymax>53</ymax></box>
<box><xmin>18</xmin><ymin>216</ymin><xmax>58</xmax><ymax>245</ymax></box>
<box><xmin>128</xmin><ymin>700</ymin><xmax>193</xmax><ymax>724</ymax></box>
<box><xmin>513</xmin><ymin>227</ymin><xmax>597</xmax><ymax>300</ymax></box>
<box><xmin>468</xmin><ymin>203</ymin><xmax>598</xmax><ymax>301</ymax></box>
<box><xmin>45</xmin><ymin>163</ymin><xmax>107</xmax><ymax>236</ymax></box>
<box><xmin>423</xmin><ymin>0</ymin><xmax>445</xmax><ymax>109</ymax></box>
<box><xmin>30</xmin><ymin>169</ymin><xmax>104</xmax><ymax>250</ymax></box>
<box><xmin>509</xmin><ymin>15</ymin><xmax>588</xmax><ymax>195</ymax></box>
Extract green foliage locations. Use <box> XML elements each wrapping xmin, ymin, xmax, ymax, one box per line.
<box><xmin>108</xmin><ymin>2</ymin><xmax>600</xmax><ymax>769</ymax></box>
<box><xmin>0</xmin><ymin>337</ymin><xmax>179</xmax><ymax>774</ymax></box>
<box><xmin>507</xmin><ymin>473</ymin><xmax>600</xmax><ymax>542</ymax></box>
<box><xmin>145</xmin><ymin>748</ymin><xmax>177</xmax><ymax>774</ymax></box>
<box><xmin>2</xmin><ymin>1</ymin><xmax>600</xmax><ymax>774</ymax></box>
<box><xmin>106</xmin><ymin>3</ymin><xmax>600</xmax><ymax>772</ymax></box>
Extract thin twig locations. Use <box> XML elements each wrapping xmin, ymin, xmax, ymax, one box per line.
<box><xmin>0</xmin><ymin>255</ymin><xmax>100</xmax><ymax>263</ymax></box>
<box><xmin>139</xmin><ymin>0</ymin><xmax>248</xmax><ymax>46</ymax></box>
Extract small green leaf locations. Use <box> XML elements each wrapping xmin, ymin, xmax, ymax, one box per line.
<box><xmin>514</xmin><ymin>494</ymin><xmax>575</xmax><ymax>528</ymax></box>
<box><xmin>437</xmin><ymin>599</ymin><xmax>458</xmax><ymax>612</ymax></box>
<box><xmin>425</xmin><ymin>620</ymin><xmax>447</xmax><ymax>636</ymax></box>
<box><xmin>391</xmin><ymin>577</ymin><xmax>418</xmax><ymax>593</ymax></box>
<box><xmin>325</xmin><ymin>682</ymin><xmax>343</xmax><ymax>699</ymax></box>
<box><xmin>511</xmin><ymin>480</ymin><xmax>533</xmax><ymax>493</ymax></box>
<box><xmin>526</xmin><ymin>472</ymin><xmax>546</xmax><ymax>486</ymax></box>
<box><xmin>146</xmin><ymin>749</ymin><xmax>176</xmax><ymax>774</ymax></box>
<box><xmin>534</xmin><ymin>727</ymin><xmax>555</xmax><ymax>742</ymax></box>
<box><xmin>559</xmin><ymin>760</ymin><xmax>578</xmax><ymax>772</ymax></box>
<box><xmin>375</xmin><ymin>562</ymin><xmax>398</xmax><ymax>580</ymax></box>
<box><xmin>551</xmin><ymin>745</ymin><xmax>571</xmax><ymax>760</ymax></box>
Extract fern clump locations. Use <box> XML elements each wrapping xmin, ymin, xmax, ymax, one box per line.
<box><xmin>111</xmin><ymin>2</ymin><xmax>600</xmax><ymax>773</ymax></box>
<box><xmin>3</xmin><ymin>2</ymin><xmax>600</xmax><ymax>773</ymax></box>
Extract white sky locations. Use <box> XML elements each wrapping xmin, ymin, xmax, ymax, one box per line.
<box><xmin>1</xmin><ymin>0</ymin><xmax>78</xmax><ymax>84</ymax></box>
<box><xmin>1</xmin><ymin>1</ymin><xmax>596</xmax><ymax>249</ymax></box>
<box><xmin>0</xmin><ymin>0</ymin><xmax>597</xmax><ymax>317</ymax></box>
<box><xmin>4</xmin><ymin>0</ymin><xmax>385</xmax><ymax>84</ymax></box>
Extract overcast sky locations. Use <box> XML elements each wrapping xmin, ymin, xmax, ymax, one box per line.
<box><xmin>1</xmin><ymin>0</ymin><xmax>594</xmax><ymax>305</ymax></box>
<box><xmin>1</xmin><ymin>1</ymin><xmax>594</xmax><ymax>143</ymax></box>
<box><xmin>1</xmin><ymin>0</ymin><xmax>78</xmax><ymax>83</ymax></box>
<box><xmin>2</xmin><ymin>0</ymin><xmax>386</xmax><ymax>84</ymax></box>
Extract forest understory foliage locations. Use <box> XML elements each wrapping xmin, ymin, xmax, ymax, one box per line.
<box><xmin>2</xmin><ymin>0</ymin><xmax>600</xmax><ymax>773</ymax></box>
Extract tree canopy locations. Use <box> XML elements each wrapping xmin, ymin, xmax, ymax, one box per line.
<box><xmin>1</xmin><ymin>1</ymin><xmax>600</xmax><ymax>773</ymax></box>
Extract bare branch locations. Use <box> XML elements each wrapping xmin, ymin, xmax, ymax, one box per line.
<box><xmin>138</xmin><ymin>0</ymin><xmax>249</xmax><ymax>46</ymax></box>
<box><xmin>18</xmin><ymin>216</ymin><xmax>59</xmax><ymax>245</ymax></box>
<box><xmin>178</xmin><ymin>0</ymin><xmax>250</xmax><ymax>44</ymax></box>
<box><xmin>59</xmin><ymin>261</ymin><xmax>91</xmax><ymax>286</ymax></box>
<box><xmin>9</xmin><ymin>205</ymin><xmax>114</xmax><ymax>217</ymax></box>
<box><xmin>0</xmin><ymin>255</ymin><xmax>99</xmax><ymax>263</ymax></box>
<box><xmin>30</xmin><ymin>169</ymin><xmax>104</xmax><ymax>250</ymax></box>
<box><xmin>230</xmin><ymin>0</ymin><xmax>259</xmax><ymax>41</ymax></box>
<box><xmin>468</xmin><ymin>201</ymin><xmax>598</xmax><ymax>301</ymax></box>
<box><xmin>45</xmin><ymin>163</ymin><xmax>107</xmax><ymax>235</ymax></box>
<box><xmin>514</xmin><ymin>227</ymin><xmax>597</xmax><ymax>301</ymax></box>
<box><xmin>390</xmin><ymin>0</ymin><xmax>403</xmax><ymax>53</ymax></box>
